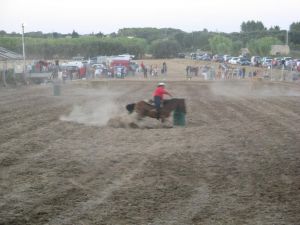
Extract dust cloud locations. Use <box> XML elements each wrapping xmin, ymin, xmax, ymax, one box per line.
<box><xmin>59</xmin><ymin>85</ymin><xmax>173</xmax><ymax>129</ymax></box>
<box><xmin>60</xmin><ymin>100</ymin><xmax>120</xmax><ymax>126</ymax></box>
<box><xmin>60</xmin><ymin>86</ymin><xmax>127</xmax><ymax>126</ymax></box>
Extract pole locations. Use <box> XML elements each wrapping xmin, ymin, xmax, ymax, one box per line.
<box><xmin>270</xmin><ymin>63</ymin><xmax>272</xmax><ymax>81</ymax></box>
<box><xmin>2</xmin><ymin>61</ymin><xmax>7</xmax><ymax>87</ymax></box>
<box><xmin>21</xmin><ymin>23</ymin><xmax>26</xmax><ymax>77</ymax></box>
<box><xmin>281</xmin><ymin>65</ymin><xmax>284</xmax><ymax>81</ymax></box>
<box><xmin>191</xmin><ymin>31</ymin><xmax>194</xmax><ymax>51</ymax></box>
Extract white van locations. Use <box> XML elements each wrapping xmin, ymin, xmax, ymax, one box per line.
<box><xmin>251</xmin><ymin>56</ymin><xmax>261</xmax><ymax>66</ymax></box>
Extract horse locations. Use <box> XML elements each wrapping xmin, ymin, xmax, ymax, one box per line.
<box><xmin>126</xmin><ymin>98</ymin><xmax>186</xmax><ymax>122</ymax></box>
<box><xmin>186</xmin><ymin>66</ymin><xmax>199</xmax><ymax>78</ymax></box>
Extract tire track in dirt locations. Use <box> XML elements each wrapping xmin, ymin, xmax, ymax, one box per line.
<box><xmin>83</xmin><ymin>150</ymin><xmax>211</xmax><ymax>225</ymax></box>
<box><xmin>0</xmin><ymin>121</ymin><xmax>108</xmax><ymax>225</ymax></box>
<box><xmin>167</xmin><ymin>82</ymin><xmax>300</xmax><ymax>224</ymax></box>
<box><xmin>46</xmin><ymin>142</ymin><xmax>163</xmax><ymax>225</ymax></box>
<box><xmin>1</xmin><ymin>79</ymin><xmax>299</xmax><ymax>225</ymax></box>
<box><xmin>190</xmin><ymin>92</ymin><xmax>300</xmax><ymax>224</ymax></box>
<box><xmin>0</xmin><ymin>96</ymin><xmax>60</xmax><ymax>127</ymax></box>
<box><xmin>0</xmin><ymin>101</ymin><xmax>70</xmax><ymax>146</ymax></box>
<box><xmin>239</xmin><ymin>97</ymin><xmax>300</xmax><ymax>133</ymax></box>
<box><xmin>149</xmin><ymin>184</ymin><xmax>210</xmax><ymax>225</ymax></box>
<box><xmin>181</xmin><ymin>82</ymin><xmax>220</xmax><ymax>126</ymax></box>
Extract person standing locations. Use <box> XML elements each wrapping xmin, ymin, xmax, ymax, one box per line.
<box><xmin>152</xmin><ymin>82</ymin><xmax>172</xmax><ymax>119</ymax></box>
<box><xmin>242</xmin><ymin>67</ymin><xmax>246</xmax><ymax>79</ymax></box>
<box><xmin>162</xmin><ymin>61</ymin><xmax>167</xmax><ymax>75</ymax></box>
<box><xmin>141</xmin><ymin>61</ymin><xmax>147</xmax><ymax>78</ymax></box>
<box><xmin>141</xmin><ymin>61</ymin><xmax>145</xmax><ymax>73</ymax></box>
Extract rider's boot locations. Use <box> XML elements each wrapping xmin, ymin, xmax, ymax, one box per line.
<box><xmin>156</xmin><ymin>109</ymin><xmax>160</xmax><ymax>120</ymax></box>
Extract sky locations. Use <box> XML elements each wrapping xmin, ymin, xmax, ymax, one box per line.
<box><xmin>1</xmin><ymin>0</ymin><xmax>299</xmax><ymax>35</ymax></box>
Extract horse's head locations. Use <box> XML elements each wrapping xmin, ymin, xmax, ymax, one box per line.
<box><xmin>126</xmin><ymin>103</ymin><xmax>135</xmax><ymax>114</ymax></box>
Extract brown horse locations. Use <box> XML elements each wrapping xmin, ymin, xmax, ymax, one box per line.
<box><xmin>126</xmin><ymin>98</ymin><xmax>186</xmax><ymax>122</ymax></box>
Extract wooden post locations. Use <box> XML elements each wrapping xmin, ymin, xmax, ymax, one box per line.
<box><xmin>2</xmin><ymin>60</ymin><xmax>7</xmax><ymax>87</ymax></box>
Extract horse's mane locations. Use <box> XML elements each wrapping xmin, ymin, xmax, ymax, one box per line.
<box><xmin>126</xmin><ymin>100</ymin><xmax>154</xmax><ymax>114</ymax></box>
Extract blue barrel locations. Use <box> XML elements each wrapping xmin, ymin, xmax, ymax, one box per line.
<box><xmin>173</xmin><ymin>108</ymin><xmax>186</xmax><ymax>126</ymax></box>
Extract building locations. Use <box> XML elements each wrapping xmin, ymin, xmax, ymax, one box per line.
<box><xmin>270</xmin><ymin>45</ymin><xmax>290</xmax><ymax>56</ymax></box>
<box><xmin>0</xmin><ymin>47</ymin><xmax>23</xmax><ymax>86</ymax></box>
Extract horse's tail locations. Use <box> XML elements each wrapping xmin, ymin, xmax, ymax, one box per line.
<box><xmin>126</xmin><ymin>103</ymin><xmax>136</xmax><ymax>114</ymax></box>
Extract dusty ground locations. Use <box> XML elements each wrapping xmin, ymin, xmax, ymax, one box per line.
<box><xmin>0</xmin><ymin>60</ymin><xmax>300</xmax><ymax>225</ymax></box>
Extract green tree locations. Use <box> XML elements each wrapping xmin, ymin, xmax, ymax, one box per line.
<box><xmin>71</xmin><ymin>30</ymin><xmax>79</xmax><ymax>38</ymax></box>
<box><xmin>0</xmin><ymin>36</ymin><xmax>147</xmax><ymax>59</ymax></box>
<box><xmin>26</xmin><ymin>31</ymin><xmax>43</xmax><ymax>38</ymax></box>
<box><xmin>52</xmin><ymin>32</ymin><xmax>61</xmax><ymax>38</ymax></box>
<box><xmin>150</xmin><ymin>39</ymin><xmax>180</xmax><ymax>58</ymax></box>
<box><xmin>109</xmin><ymin>32</ymin><xmax>117</xmax><ymax>38</ymax></box>
<box><xmin>208</xmin><ymin>35</ymin><xmax>233</xmax><ymax>55</ymax></box>
<box><xmin>192</xmin><ymin>31</ymin><xmax>211</xmax><ymax>51</ymax></box>
<box><xmin>247</xmin><ymin>37</ymin><xmax>282</xmax><ymax>56</ymax></box>
<box><xmin>241</xmin><ymin>21</ymin><xmax>266</xmax><ymax>32</ymax></box>
<box><xmin>0</xmin><ymin>30</ymin><xmax>7</xmax><ymax>36</ymax></box>
<box><xmin>290</xmin><ymin>22</ymin><xmax>300</xmax><ymax>32</ymax></box>
<box><xmin>231</xmin><ymin>40</ymin><xmax>243</xmax><ymax>55</ymax></box>
<box><xmin>269</xmin><ymin>26</ymin><xmax>281</xmax><ymax>31</ymax></box>
<box><xmin>289</xmin><ymin>22</ymin><xmax>300</xmax><ymax>45</ymax></box>
<box><xmin>96</xmin><ymin>32</ymin><xmax>104</xmax><ymax>38</ymax></box>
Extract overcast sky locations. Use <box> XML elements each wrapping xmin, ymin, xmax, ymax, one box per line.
<box><xmin>1</xmin><ymin>0</ymin><xmax>299</xmax><ymax>34</ymax></box>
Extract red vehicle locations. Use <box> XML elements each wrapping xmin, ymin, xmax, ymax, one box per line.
<box><xmin>110</xmin><ymin>59</ymin><xmax>130</xmax><ymax>70</ymax></box>
<box><xmin>110</xmin><ymin>59</ymin><xmax>130</xmax><ymax>77</ymax></box>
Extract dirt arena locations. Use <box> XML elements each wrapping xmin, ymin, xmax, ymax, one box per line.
<box><xmin>1</xmin><ymin>60</ymin><xmax>300</xmax><ymax>225</ymax></box>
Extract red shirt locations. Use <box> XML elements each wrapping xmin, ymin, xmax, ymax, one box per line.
<box><xmin>153</xmin><ymin>86</ymin><xmax>169</xmax><ymax>100</ymax></box>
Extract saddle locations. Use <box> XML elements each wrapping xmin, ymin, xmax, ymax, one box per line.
<box><xmin>146</xmin><ymin>99</ymin><xmax>164</xmax><ymax>107</ymax></box>
<box><xmin>146</xmin><ymin>99</ymin><xmax>154</xmax><ymax>105</ymax></box>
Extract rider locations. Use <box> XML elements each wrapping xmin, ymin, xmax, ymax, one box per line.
<box><xmin>152</xmin><ymin>82</ymin><xmax>172</xmax><ymax>119</ymax></box>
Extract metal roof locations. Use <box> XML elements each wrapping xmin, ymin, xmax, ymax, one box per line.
<box><xmin>0</xmin><ymin>47</ymin><xmax>23</xmax><ymax>61</ymax></box>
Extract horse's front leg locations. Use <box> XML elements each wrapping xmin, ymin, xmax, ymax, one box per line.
<box><xmin>160</xmin><ymin>116</ymin><xmax>173</xmax><ymax>128</ymax></box>
<box><xmin>134</xmin><ymin>112</ymin><xmax>144</xmax><ymax>121</ymax></box>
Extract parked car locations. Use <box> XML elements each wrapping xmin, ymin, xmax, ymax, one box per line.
<box><xmin>177</xmin><ymin>53</ymin><xmax>186</xmax><ymax>58</ymax></box>
<box><xmin>190</xmin><ymin>53</ymin><xmax>197</xmax><ymax>60</ymax></box>
<box><xmin>213</xmin><ymin>54</ymin><xmax>224</xmax><ymax>62</ymax></box>
<box><xmin>223</xmin><ymin>55</ymin><xmax>232</xmax><ymax>62</ymax></box>
<box><xmin>198</xmin><ymin>54</ymin><xmax>211</xmax><ymax>61</ymax></box>
<box><xmin>237</xmin><ymin>58</ymin><xmax>251</xmax><ymax>66</ymax></box>
<box><xmin>229</xmin><ymin>57</ymin><xmax>239</xmax><ymax>64</ymax></box>
<box><xmin>262</xmin><ymin>59</ymin><xmax>272</xmax><ymax>67</ymax></box>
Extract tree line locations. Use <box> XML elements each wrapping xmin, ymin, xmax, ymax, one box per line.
<box><xmin>0</xmin><ymin>21</ymin><xmax>300</xmax><ymax>59</ymax></box>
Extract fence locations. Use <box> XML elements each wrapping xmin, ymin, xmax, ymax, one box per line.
<box><xmin>197</xmin><ymin>64</ymin><xmax>300</xmax><ymax>82</ymax></box>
